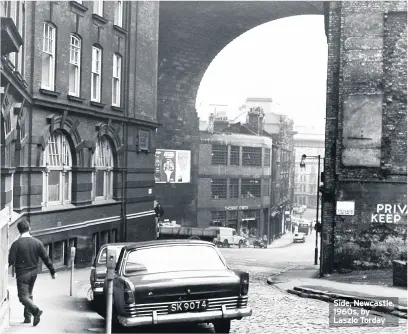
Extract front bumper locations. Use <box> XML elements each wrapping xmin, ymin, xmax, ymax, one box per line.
<box><xmin>117</xmin><ymin>306</ymin><xmax>252</xmax><ymax>327</ymax></box>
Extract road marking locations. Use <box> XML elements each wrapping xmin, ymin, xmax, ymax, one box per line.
<box><xmin>246</xmin><ymin>259</ymin><xmax>257</xmax><ymax>261</ymax></box>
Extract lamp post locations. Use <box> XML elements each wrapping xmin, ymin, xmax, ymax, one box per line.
<box><xmin>300</xmin><ymin>154</ymin><xmax>323</xmax><ymax>266</ymax></box>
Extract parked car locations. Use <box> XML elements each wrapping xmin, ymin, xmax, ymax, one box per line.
<box><xmin>89</xmin><ymin>242</ymin><xmax>132</xmax><ymax>310</ymax></box>
<box><xmin>208</xmin><ymin>227</ymin><xmax>246</xmax><ymax>248</ymax></box>
<box><xmin>293</xmin><ymin>233</ymin><xmax>306</xmax><ymax>243</ymax></box>
<box><xmin>103</xmin><ymin>240</ymin><xmax>252</xmax><ymax>333</ymax></box>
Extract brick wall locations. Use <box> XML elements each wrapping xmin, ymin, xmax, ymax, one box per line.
<box><xmin>322</xmin><ymin>1</ymin><xmax>407</xmax><ymax>273</ymax></box>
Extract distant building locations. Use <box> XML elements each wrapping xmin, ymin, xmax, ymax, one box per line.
<box><xmin>293</xmin><ymin>129</ymin><xmax>325</xmax><ymax>209</ymax></box>
<box><xmin>197</xmin><ymin>105</ymin><xmax>295</xmax><ymax>242</ymax></box>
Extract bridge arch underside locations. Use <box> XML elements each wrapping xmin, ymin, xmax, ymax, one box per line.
<box><xmin>156</xmin><ymin>0</ymin><xmax>324</xmax><ymax>223</ymax></box>
<box><xmin>156</xmin><ymin>1</ymin><xmax>407</xmax><ymax>275</ymax></box>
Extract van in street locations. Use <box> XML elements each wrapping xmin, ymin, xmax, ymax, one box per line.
<box><xmin>207</xmin><ymin>227</ymin><xmax>246</xmax><ymax>248</ymax></box>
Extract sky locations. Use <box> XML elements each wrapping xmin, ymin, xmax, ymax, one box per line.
<box><xmin>196</xmin><ymin>15</ymin><xmax>328</xmax><ymax>133</ymax></box>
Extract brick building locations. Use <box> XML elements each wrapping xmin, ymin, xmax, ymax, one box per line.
<box><xmin>293</xmin><ymin>129</ymin><xmax>325</xmax><ymax>209</ymax></box>
<box><xmin>322</xmin><ymin>1</ymin><xmax>407</xmax><ymax>273</ymax></box>
<box><xmin>1</xmin><ymin>1</ymin><xmax>159</xmax><ymax>275</ymax></box>
<box><xmin>197</xmin><ymin>107</ymin><xmax>295</xmax><ymax>242</ymax></box>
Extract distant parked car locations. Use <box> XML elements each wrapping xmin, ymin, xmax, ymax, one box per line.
<box><xmin>103</xmin><ymin>240</ymin><xmax>252</xmax><ymax>333</ymax></box>
<box><xmin>293</xmin><ymin>233</ymin><xmax>306</xmax><ymax>243</ymax></box>
<box><xmin>89</xmin><ymin>243</ymin><xmax>132</xmax><ymax>310</ymax></box>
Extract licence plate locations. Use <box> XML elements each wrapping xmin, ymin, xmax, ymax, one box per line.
<box><xmin>169</xmin><ymin>300</ymin><xmax>208</xmax><ymax>313</ymax></box>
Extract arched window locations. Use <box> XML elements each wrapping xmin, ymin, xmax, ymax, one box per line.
<box><xmin>93</xmin><ymin>136</ymin><xmax>113</xmax><ymax>200</ymax></box>
<box><xmin>43</xmin><ymin>132</ymin><xmax>72</xmax><ymax>206</ymax></box>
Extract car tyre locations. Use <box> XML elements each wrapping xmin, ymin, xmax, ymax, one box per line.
<box><xmin>223</xmin><ymin>239</ymin><xmax>229</xmax><ymax>248</ymax></box>
<box><xmin>238</xmin><ymin>240</ymin><xmax>243</xmax><ymax>248</ymax></box>
<box><xmin>213</xmin><ymin>319</ymin><xmax>231</xmax><ymax>333</ymax></box>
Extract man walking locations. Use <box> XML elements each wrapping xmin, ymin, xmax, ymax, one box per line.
<box><xmin>8</xmin><ymin>220</ymin><xmax>56</xmax><ymax>326</ymax></box>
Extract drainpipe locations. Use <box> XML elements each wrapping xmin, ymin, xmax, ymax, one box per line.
<box><xmin>121</xmin><ymin>1</ymin><xmax>132</xmax><ymax>241</ymax></box>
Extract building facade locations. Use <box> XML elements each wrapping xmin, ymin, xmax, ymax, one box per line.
<box><xmin>293</xmin><ymin>131</ymin><xmax>325</xmax><ymax>209</ymax></box>
<box><xmin>1</xmin><ymin>1</ymin><xmax>159</xmax><ymax>277</ymax></box>
<box><xmin>198</xmin><ymin>125</ymin><xmax>272</xmax><ymax>238</ymax></box>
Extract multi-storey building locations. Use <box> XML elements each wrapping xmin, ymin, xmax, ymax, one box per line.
<box><xmin>198</xmin><ymin>123</ymin><xmax>272</xmax><ymax>238</ymax></box>
<box><xmin>293</xmin><ymin>129</ymin><xmax>325</xmax><ymax>208</ymax></box>
<box><xmin>1</xmin><ymin>1</ymin><xmax>159</xmax><ymax>278</ymax></box>
<box><xmin>197</xmin><ymin>107</ymin><xmax>295</xmax><ymax>241</ymax></box>
<box><xmin>1</xmin><ymin>0</ymin><xmax>27</xmax><ymax>328</ymax></box>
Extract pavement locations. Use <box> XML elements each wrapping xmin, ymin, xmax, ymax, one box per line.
<box><xmin>5</xmin><ymin>268</ymin><xmax>100</xmax><ymax>334</ymax></box>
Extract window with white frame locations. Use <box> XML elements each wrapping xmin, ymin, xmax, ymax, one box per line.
<box><xmin>91</xmin><ymin>46</ymin><xmax>102</xmax><ymax>102</ymax></box>
<box><xmin>43</xmin><ymin>132</ymin><xmax>72</xmax><ymax>206</ymax></box>
<box><xmin>69</xmin><ymin>34</ymin><xmax>81</xmax><ymax>96</ymax></box>
<box><xmin>112</xmin><ymin>53</ymin><xmax>121</xmax><ymax>106</ymax></box>
<box><xmin>114</xmin><ymin>1</ymin><xmax>123</xmax><ymax>27</ymax></box>
<box><xmin>93</xmin><ymin>0</ymin><xmax>103</xmax><ymax>16</ymax></box>
<box><xmin>42</xmin><ymin>22</ymin><xmax>56</xmax><ymax>90</ymax></box>
<box><xmin>93</xmin><ymin>136</ymin><xmax>114</xmax><ymax>200</ymax></box>
<box><xmin>8</xmin><ymin>1</ymin><xmax>18</xmax><ymax>67</ymax></box>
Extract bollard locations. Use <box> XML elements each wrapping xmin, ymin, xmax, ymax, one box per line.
<box><xmin>70</xmin><ymin>247</ymin><xmax>76</xmax><ymax>296</ymax></box>
<box><xmin>105</xmin><ymin>246</ymin><xmax>117</xmax><ymax>334</ymax></box>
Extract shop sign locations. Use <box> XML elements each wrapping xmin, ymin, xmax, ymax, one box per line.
<box><xmin>336</xmin><ymin>201</ymin><xmax>355</xmax><ymax>216</ymax></box>
<box><xmin>225</xmin><ymin>206</ymin><xmax>249</xmax><ymax>211</ymax></box>
<box><xmin>284</xmin><ymin>211</ymin><xmax>290</xmax><ymax>215</ymax></box>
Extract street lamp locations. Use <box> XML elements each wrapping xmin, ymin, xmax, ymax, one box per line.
<box><xmin>299</xmin><ymin>154</ymin><xmax>323</xmax><ymax>266</ymax></box>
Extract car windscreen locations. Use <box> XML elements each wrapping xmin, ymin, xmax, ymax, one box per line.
<box><xmin>124</xmin><ymin>245</ymin><xmax>226</xmax><ymax>275</ymax></box>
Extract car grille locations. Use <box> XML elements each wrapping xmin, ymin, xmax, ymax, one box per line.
<box><xmin>124</xmin><ymin>296</ymin><xmax>248</xmax><ymax>318</ymax></box>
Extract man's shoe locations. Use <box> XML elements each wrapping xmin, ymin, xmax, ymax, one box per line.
<box><xmin>33</xmin><ymin>310</ymin><xmax>42</xmax><ymax>326</ymax></box>
<box><xmin>23</xmin><ymin>318</ymin><xmax>31</xmax><ymax>323</ymax></box>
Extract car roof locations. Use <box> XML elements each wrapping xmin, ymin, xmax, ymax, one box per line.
<box><xmin>122</xmin><ymin>239</ymin><xmax>214</xmax><ymax>250</ymax></box>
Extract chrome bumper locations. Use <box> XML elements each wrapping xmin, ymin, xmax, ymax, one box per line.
<box><xmin>117</xmin><ymin>306</ymin><xmax>252</xmax><ymax>327</ymax></box>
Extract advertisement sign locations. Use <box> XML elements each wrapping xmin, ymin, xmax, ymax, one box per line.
<box><xmin>155</xmin><ymin>149</ymin><xmax>191</xmax><ymax>183</ymax></box>
<box><xmin>336</xmin><ymin>201</ymin><xmax>355</xmax><ymax>216</ymax></box>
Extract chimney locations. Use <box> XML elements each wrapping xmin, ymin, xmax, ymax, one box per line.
<box><xmin>207</xmin><ymin>113</ymin><xmax>215</xmax><ymax>133</ymax></box>
<box><xmin>246</xmin><ymin>107</ymin><xmax>264</xmax><ymax>135</ymax></box>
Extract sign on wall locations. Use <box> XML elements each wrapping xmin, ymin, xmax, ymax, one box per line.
<box><xmin>336</xmin><ymin>201</ymin><xmax>355</xmax><ymax>216</ymax></box>
<box><xmin>155</xmin><ymin>149</ymin><xmax>191</xmax><ymax>183</ymax></box>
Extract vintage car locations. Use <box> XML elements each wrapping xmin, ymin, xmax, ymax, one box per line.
<box><xmin>89</xmin><ymin>242</ymin><xmax>132</xmax><ymax>309</ymax></box>
<box><xmin>293</xmin><ymin>233</ymin><xmax>306</xmax><ymax>243</ymax></box>
<box><xmin>103</xmin><ymin>240</ymin><xmax>252</xmax><ymax>333</ymax></box>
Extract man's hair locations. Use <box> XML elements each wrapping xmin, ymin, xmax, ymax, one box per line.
<box><xmin>17</xmin><ymin>221</ymin><xmax>30</xmax><ymax>234</ymax></box>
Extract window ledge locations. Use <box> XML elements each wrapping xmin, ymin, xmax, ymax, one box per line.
<box><xmin>70</xmin><ymin>1</ymin><xmax>88</xmax><ymax>12</ymax></box>
<box><xmin>40</xmin><ymin>88</ymin><xmax>61</xmax><ymax>97</ymax></box>
<box><xmin>113</xmin><ymin>24</ymin><xmax>127</xmax><ymax>35</ymax></box>
<box><xmin>42</xmin><ymin>203</ymin><xmax>76</xmax><ymax>212</ymax></box>
<box><xmin>111</xmin><ymin>105</ymin><xmax>124</xmax><ymax>112</ymax></box>
<box><xmin>93</xmin><ymin>199</ymin><xmax>116</xmax><ymax>205</ymax></box>
<box><xmin>92</xmin><ymin>13</ymin><xmax>108</xmax><ymax>25</ymax></box>
<box><xmin>90</xmin><ymin>101</ymin><xmax>105</xmax><ymax>108</ymax></box>
<box><xmin>67</xmin><ymin>94</ymin><xmax>85</xmax><ymax>103</ymax></box>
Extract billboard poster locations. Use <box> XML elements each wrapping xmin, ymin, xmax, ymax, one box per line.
<box><xmin>155</xmin><ymin>149</ymin><xmax>191</xmax><ymax>183</ymax></box>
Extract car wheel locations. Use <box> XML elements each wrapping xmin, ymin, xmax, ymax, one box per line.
<box><xmin>223</xmin><ymin>239</ymin><xmax>229</xmax><ymax>248</ymax></box>
<box><xmin>238</xmin><ymin>240</ymin><xmax>243</xmax><ymax>248</ymax></box>
<box><xmin>213</xmin><ymin>319</ymin><xmax>231</xmax><ymax>333</ymax></box>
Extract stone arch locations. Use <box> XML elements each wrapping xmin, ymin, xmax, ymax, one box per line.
<box><xmin>90</xmin><ymin>122</ymin><xmax>124</xmax><ymax>168</ymax></box>
<box><xmin>157</xmin><ymin>1</ymin><xmax>324</xmax><ymax>148</ymax></box>
<box><xmin>40</xmin><ymin>114</ymin><xmax>83</xmax><ymax>167</ymax></box>
<box><xmin>156</xmin><ymin>1</ymin><xmax>325</xmax><ymax>225</ymax></box>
